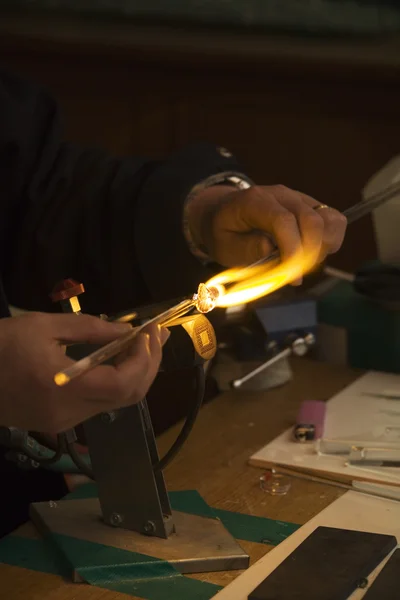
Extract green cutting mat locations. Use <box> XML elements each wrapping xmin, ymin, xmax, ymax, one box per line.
<box><xmin>0</xmin><ymin>483</ymin><xmax>300</xmax><ymax>600</ymax></box>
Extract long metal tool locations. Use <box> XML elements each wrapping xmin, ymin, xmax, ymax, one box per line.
<box><xmin>231</xmin><ymin>334</ymin><xmax>315</xmax><ymax>389</ymax></box>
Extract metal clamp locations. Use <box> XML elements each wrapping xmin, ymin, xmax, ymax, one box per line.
<box><xmin>231</xmin><ymin>333</ymin><xmax>315</xmax><ymax>389</ymax></box>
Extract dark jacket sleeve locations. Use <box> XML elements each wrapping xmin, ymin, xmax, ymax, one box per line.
<box><xmin>0</xmin><ymin>70</ymin><xmax>242</xmax><ymax>315</ymax></box>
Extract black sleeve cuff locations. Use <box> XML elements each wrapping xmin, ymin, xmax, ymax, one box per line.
<box><xmin>134</xmin><ymin>143</ymin><xmax>243</xmax><ymax>302</ymax></box>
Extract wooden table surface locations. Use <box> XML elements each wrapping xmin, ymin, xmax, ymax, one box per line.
<box><xmin>0</xmin><ymin>358</ymin><xmax>359</xmax><ymax>599</ymax></box>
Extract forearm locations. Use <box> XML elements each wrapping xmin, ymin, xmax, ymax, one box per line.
<box><xmin>0</xmin><ymin>71</ymin><xmax>248</xmax><ymax>314</ymax></box>
<box><xmin>132</xmin><ymin>145</ymin><xmax>250</xmax><ymax>305</ymax></box>
<box><xmin>4</xmin><ymin>145</ymin><xmax>160</xmax><ymax>315</ymax></box>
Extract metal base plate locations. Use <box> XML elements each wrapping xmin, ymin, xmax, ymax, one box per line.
<box><xmin>30</xmin><ymin>497</ymin><xmax>249</xmax><ymax>582</ymax></box>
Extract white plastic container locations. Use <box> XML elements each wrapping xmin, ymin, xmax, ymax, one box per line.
<box><xmin>363</xmin><ymin>155</ymin><xmax>400</xmax><ymax>266</ymax></box>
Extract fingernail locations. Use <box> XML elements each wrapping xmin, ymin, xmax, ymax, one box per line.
<box><xmin>291</xmin><ymin>277</ymin><xmax>303</xmax><ymax>287</ymax></box>
<box><xmin>161</xmin><ymin>328</ymin><xmax>170</xmax><ymax>344</ymax></box>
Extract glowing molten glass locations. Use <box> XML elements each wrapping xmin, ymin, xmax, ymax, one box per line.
<box><xmin>206</xmin><ymin>249</ymin><xmax>319</xmax><ymax>308</ymax></box>
<box><xmin>195</xmin><ymin>283</ymin><xmax>221</xmax><ymax>313</ymax></box>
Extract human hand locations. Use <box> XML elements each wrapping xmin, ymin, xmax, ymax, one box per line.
<box><xmin>0</xmin><ymin>313</ymin><xmax>169</xmax><ymax>433</ymax></box>
<box><xmin>187</xmin><ymin>184</ymin><xmax>347</xmax><ymax>273</ymax></box>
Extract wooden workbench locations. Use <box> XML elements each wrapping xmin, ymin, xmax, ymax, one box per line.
<box><xmin>0</xmin><ymin>358</ymin><xmax>359</xmax><ymax>599</ymax></box>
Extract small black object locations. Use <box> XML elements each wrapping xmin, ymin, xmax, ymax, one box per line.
<box><xmin>363</xmin><ymin>548</ymin><xmax>400</xmax><ymax>599</ymax></box>
<box><xmin>293</xmin><ymin>424</ymin><xmax>316</xmax><ymax>442</ymax></box>
<box><xmin>161</xmin><ymin>324</ymin><xmax>206</xmax><ymax>370</ymax></box>
<box><xmin>354</xmin><ymin>263</ymin><xmax>400</xmax><ymax>306</ymax></box>
<box><xmin>248</xmin><ymin>526</ymin><xmax>397</xmax><ymax>600</ymax></box>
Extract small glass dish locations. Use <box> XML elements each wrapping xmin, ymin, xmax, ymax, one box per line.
<box><xmin>259</xmin><ymin>470</ymin><xmax>291</xmax><ymax>496</ymax></box>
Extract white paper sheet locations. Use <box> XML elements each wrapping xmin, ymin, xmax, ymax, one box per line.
<box><xmin>249</xmin><ymin>371</ymin><xmax>400</xmax><ymax>485</ymax></box>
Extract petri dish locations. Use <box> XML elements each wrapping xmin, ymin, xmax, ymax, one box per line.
<box><xmin>259</xmin><ymin>470</ymin><xmax>291</xmax><ymax>496</ymax></box>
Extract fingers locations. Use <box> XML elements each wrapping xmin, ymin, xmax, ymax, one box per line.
<box><xmin>160</xmin><ymin>327</ymin><xmax>171</xmax><ymax>345</ymax></box>
<box><xmin>266</xmin><ymin>186</ymin><xmax>347</xmax><ymax>260</ymax></box>
<box><xmin>49</xmin><ymin>313</ymin><xmax>133</xmax><ymax>345</ymax></box>
<box><xmin>230</xmin><ymin>185</ymin><xmax>346</xmax><ymax>264</ymax></box>
<box><xmin>271</xmin><ymin>188</ymin><xmax>325</xmax><ymax>262</ymax></box>
<box><xmin>114</xmin><ymin>324</ymin><xmax>168</xmax><ymax>402</ymax></box>
<box><xmin>298</xmin><ymin>193</ymin><xmax>347</xmax><ymax>257</ymax></box>
<box><xmin>235</xmin><ymin>186</ymin><xmax>304</xmax><ymax>263</ymax></box>
<box><xmin>41</xmin><ymin>324</ymin><xmax>170</xmax><ymax>432</ymax></box>
<box><xmin>216</xmin><ymin>230</ymin><xmax>276</xmax><ymax>267</ymax></box>
<box><xmin>68</xmin><ymin>324</ymin><xmax>167</xmax><ymax>408</ymax></box>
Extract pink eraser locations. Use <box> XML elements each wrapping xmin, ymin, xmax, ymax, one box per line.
<box><xmin>296</xmin><ymin>400</ymin><xmax>326</xmax><ymax>440</ymax></box>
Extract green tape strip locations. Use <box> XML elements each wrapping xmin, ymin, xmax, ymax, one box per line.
<box><xmin>0</xmin><ymin>533</ymin><xmax>220</xmax><ymax>600</ymax></box>
<box><xmin>53</xmin><ymin>533</ymin><xmax>221</xmax><ymax>600</ymax></box>
<box><xmin>66</xmin><ymin>483</ymin><xmax>300</xmax><ymax>544</ymax></box>
<box><xmin>169</xmin><ymin>490</ymin><xmax>217</xmax><ymax>520</ymax></box>
<box><xmin>0</xmin><ymin>484</ymin><xmax>299</xmax><ymax>600</ymax></box>
<box><xmin>213</xmin><ymin>510</ymin><xmax>299</xmax><ymax>545</ymax></box>
<box><xmin>112</xmin><ymin>576</ymin><xmax>219</xmax><ymax>600</ymax></box>
<box><xmin>0</xmin><ymin>534</ymin><xmax>70</xmax><ymax>578</ymax></box>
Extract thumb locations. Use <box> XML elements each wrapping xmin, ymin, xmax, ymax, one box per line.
<box><xmin>49</xmin><ymin>314</ymin><xmax>132</xmax><ymax>344</ymax></box>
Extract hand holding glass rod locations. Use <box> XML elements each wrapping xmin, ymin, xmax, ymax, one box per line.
<box><xmin>54</xmin><ymin>181</ymin><xmax>400</xmax><ymax>387</ymax></box>
<box><xmin>54</xmin><ymin>284</ymin><xmax>220</xmax><ymax>386</ymax></box>
<box><xmin>254</xmin><ymin>181</ymin><xmax>400</xmax><ymax>270</ymax></box>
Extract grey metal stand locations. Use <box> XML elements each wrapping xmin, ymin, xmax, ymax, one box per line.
<box><xmin>30</xmin><ymin>346</ymin><xmax>249</xmax><ymax>581</ymax></box>
<box><xmin>84</xmin><ymin>401</ymin><xmax>174</xmax><ymax>538</ymax></box>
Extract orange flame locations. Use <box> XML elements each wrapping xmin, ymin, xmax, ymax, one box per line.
<box><xmin>206</xmin><ymin>249</ymin><xmax>319</xmax><ymax>308</ymax></box>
